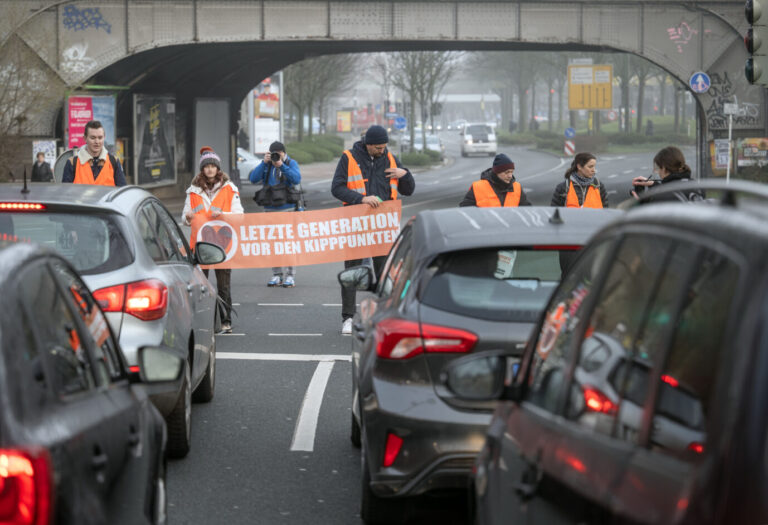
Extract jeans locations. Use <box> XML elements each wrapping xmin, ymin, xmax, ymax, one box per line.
<box><xmin>265</xmin><ymin>207</ymin><xmax>295</xmax><ymax>277</ymax></box>
<box><xmin>341</xmin><ymin>255</ymin><xmax>387</xmax><ymax>321</ymax></box>
<box><xmin>203</xmin><ymin>268</ymin><xmax>232</xmax><ymax>324</ymax></box>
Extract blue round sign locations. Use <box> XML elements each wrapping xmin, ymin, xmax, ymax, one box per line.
<box><xmin>564</xmin><ymin>127</ymin><xmax>576</xmax><ymax>139</ymax></box>
<box><xmin>689</xmin><ymin>72</ymin><xmax>711</xmax><ymax>94</ymax></box>
<box><xmin>394</xmin><ymin>116</ymin><xmax>407</xmax><ymax>130</ymax></box>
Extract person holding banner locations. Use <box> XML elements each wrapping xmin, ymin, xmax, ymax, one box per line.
<box><xmin>182</xmin><ymin>146</ymin><xmax>244</xmax><ymax>334</ymax></box>
<box><xmin>331</xmin><ymin>125</ymin><xmax>415</xmax><ymax>335</ymax></box>
<box><xmin>62</xmin><ymin>120</ymin><xmax>127</xmax><ymax>186</ymax></box>
<box><xmin>249</xmin><ymin>141</ymin><xmax>302</xmax><ymax>288</ymax></box>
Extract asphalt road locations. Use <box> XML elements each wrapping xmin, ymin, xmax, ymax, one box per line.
<box><xmin>167</xmin><ymin>133</ymin><xmax>674</xmax><ymax>524</ymax></box>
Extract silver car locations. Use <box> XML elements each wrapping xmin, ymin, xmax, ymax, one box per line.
<box><xmin>0</xmin><ymin>184</ymin><xmax>225</xmax><ymax>458</ymax></box>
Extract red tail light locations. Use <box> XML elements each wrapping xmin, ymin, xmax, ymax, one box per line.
<box><xmin>0</xmin><ymin>447</ymin><xmax>53</xmax><ymax>525</ymax></box>
<box><xmin>661</xmin><ymin>374</ymin><xmax>679</xmax><ymax>388</ymax></box>
<box><xmin>93</xmin><ymin>279</ymin><xmax>168</xmax><ymax>321</ymax></box>
<box><xmin>375</xmin><ymin>319</ymin><xmax>478</xmax><ymax>360</ymax></box>
<box><xmin>687</xmin><ymin>442</ymin><xmax>704</xmax><ymax>454</ymax></box>
<box><xmin>382</xmin><ymin>433</ymin><xmax>403</xmax><ymax>467</ymax></box>
<box><xmin>0</xmin><ymin>203</ymin><xmax>46</xmax><ymax>211</ymax></box>
<box><xmin>582</xmin><ymin>385</ymin><xmax>616</xmax><ymax>414</ymax></box>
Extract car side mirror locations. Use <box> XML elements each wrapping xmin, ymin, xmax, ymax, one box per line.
<box><xmin>136</xmin><ymin>346</ymin><xmax>184</xmax><ymax>382</ymax></box>
<box><xmin>194</xmin><ymin>241</ymin><xmax>227</xmax><ymax>265</ymax></box>
<box><xmin>338</xmin><ymin>265</ymin><xmax>375</xmax><ymax>292</ymax></box>
<box><xmin>441</xmin><ymin>351</ymin><xmax>519</xmax><ymax>401</ymax></box>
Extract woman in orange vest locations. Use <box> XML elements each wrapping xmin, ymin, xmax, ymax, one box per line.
<box><xmin>460</xmin><ymin>153</ymin><xmax>531</xmax><ymax>207</ymax></box>
<box><xmin>182</xmin><ymin>146</ymin><xmax>244</xmax><ymax>334</ymax></box>
<box><xmin>550</xmin><ymin>152</ymin><xmax>608</xmax><ymax>208</ymax></box>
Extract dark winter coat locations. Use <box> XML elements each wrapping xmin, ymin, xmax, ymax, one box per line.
<box><xmin>31</xmin><ymin>161</ymin><xmax>53</xmax><ymax>182</ymax></box>
<box><xmin>630</xmin><ymin>168</ymin><xmax>704</xmax><ymax>203</ymax></box>
<box><xmin>331</xmin><ymin>141</ymin><xmax>415</xmax><ymax>205</ymax></box>
<box><xmin>551</xmin><ymin>177</ymin><xmax>609</xmax><ymax>208</ymax></box>
<box><xmin>459</xmin><ymin>168</ymin><xmax>531</xmax><ymax>207</ymax></box>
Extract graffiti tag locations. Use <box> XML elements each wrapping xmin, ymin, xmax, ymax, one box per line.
<box><xmin>61</xmin><ymin>43</ymin><xmax>97</xmax><ymax>75</ymax></box>
<box><xmin>705</xmin><ymin>72</ymin><xmax>761</xmax><ymax>130</ymax></box>
<box><xmin>62</xmin><ymin>5</ymin><xmax>111</xmax><ymax>33</ymax></box>
<box><xmin>667</xmin><ymin>22</ymin><xmax>698</xmax><ymax>54</ymax></box>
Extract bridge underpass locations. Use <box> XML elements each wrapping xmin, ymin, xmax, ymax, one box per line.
<box><xmin>2</xmin><ymin>0</ymin><xmax>764</xmax><ymax>193</ymax></box>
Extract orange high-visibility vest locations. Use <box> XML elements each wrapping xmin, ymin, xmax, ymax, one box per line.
<box><xmin>343</xmin><ymin>150</ymin><xmax>398</xmax><ymax>205</ymax></box>
<box><xmin>74</xmin><ymin>154</ymin><xmax>115</xmax><ymax>186</ymax></box>
<box><xmin>566</xmin><ymin>181</ymin><xmax>603</xmax><ymax>208</ymax></box>
<box><xmin>188</xmin><ymin>185</ymin><xmax>237</xmax><ymax>247</ymax></box>
<box><xmin>472</xmin><ymin>180</ymin><xmax>522</xmax><ymax>207</ymax></box>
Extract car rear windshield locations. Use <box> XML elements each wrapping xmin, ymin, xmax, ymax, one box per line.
<box><xmin>421</xmin><ymin>247</ymin><xmax>576</xmax><ymax>322</ymax></box>
<box><xmin>0</xmin><ymin>211</ymin><xmax>132</xmax><ymax>275</ymax></box>
<box><xmin>466</xmin><ymin>125</ymin><xmax>493</xmax><ymax>136</ymax></box>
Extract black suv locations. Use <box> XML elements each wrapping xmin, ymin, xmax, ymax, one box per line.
<box><xmin>445</xmin><ymin>181</ymin><xmax>768</xmax><ymax>525</ymax></box>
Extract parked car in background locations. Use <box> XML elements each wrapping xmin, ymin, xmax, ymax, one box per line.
<box><xmin>461</xmin><ymin>123</ymin><xmax>497</xmax><ymax>157</ymax></box>
<box><xmin>236</xmin><ymin>147</ymin><xmax>260</xmax><ymax>182</ymax></box>
<box><xmin>0</xmin><ymin>241</ymin><xmax>184</xmax><ymax>524</ymax></box>
<box><xmin>0</xmin><ymin>184</ymin><xmax>226</xmax><ymax>458</ymax></box>
<box><xmin>445</xmin><ymin>181</ymin><xmax>768</xmax><ymax>525</ymax></box>
<box><xmin>411</xmin><ymin>134</ymin><xmax>445</xmax><ymax>159</ymax></box>
<box><xmin>339</xmin><ymin>206</ymin><xmax>621</xmax><ymax>525</ymax></box>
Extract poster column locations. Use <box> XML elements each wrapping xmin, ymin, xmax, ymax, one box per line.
<box><xmin>134</xmin><ymin>95</ymin><xmax>177</xmax><ymax>186</ymax></box>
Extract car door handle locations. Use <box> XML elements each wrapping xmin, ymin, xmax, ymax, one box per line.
<box><xmin>200</xmin><ymin>285</ymin><xmax>207</xmax><ymax>294</ymax></box>
<box><xmin>128</xmin><ymin>424</ymin><xmax>140</xmax><ymax>447</ymax></box>
<box><xmin>187</xmin><ymin>284</ymin><xmax>195</xmax><ymax>295</ymax></box>
<box><xmin>91</xmin><ymin>449</ymin><xmax>108</xmax><ymax>471</ymax></box>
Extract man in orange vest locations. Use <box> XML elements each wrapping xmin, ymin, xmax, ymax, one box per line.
<box><xmin>331</xmin><ymin>125</ymin><xmax>415</xmax><ymax>335</ymax></box>
<box><xmin>62</xmin><ymin>120</ymin><xmax>127</xmax><ymax>186</ymax></box>
<box><xmin>460</xmin><ymin>154</ymin><xmax>531</xmax><ymax>207</ymax></box>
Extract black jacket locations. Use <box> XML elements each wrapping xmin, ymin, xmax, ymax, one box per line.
<box><xmin>459</xmin><ymin>168</ymin><xmax>531</xmax><ymax>207</ymax></box>
<box><xmin>31</xmin><ymin>161</ymin><xmax>53</xmax><ymax>182</ymax></box>
<box><xmin>630</xmin><ymin>169</ymin><xmax>705</xmax><ymax>202</ymax></box>
<box><xmin>331</xmin><ymin>141</ymin><xmax>415</xmax><ymax>205</ymax></box>
<box><xmin>551</xmin><ymin>177</ymin><xmax>609</xmax><ymax>207</ymax></box>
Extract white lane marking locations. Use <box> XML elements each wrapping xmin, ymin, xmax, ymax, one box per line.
<box><xmin>233</xmin><ymin>303</ymin><xmax>241</xmax><ymax>306</ymax></box>
<box><xmin>623</xmin><ymin>169</ymin><xmax>634</xmax><ymax>174</ymax></box>
<box><xmin>322</xmin><ymin>303</ymin><xmax>342</xmax><ymax>306</ymax></box>
<box><xmin>291</xmin><ymin>361</ymin><xmax>335</xmax><ymax>452</ymax></box>
<box><xmin>218</xmin><ymin>352</ymin><xmax>350</xmax><ymax>362</ymax></box>
<box><xmin>269</xmin><ymin>333</ymin><xmax>323</xmax><ymax>336</ymax></box>
<box><xmin>258</xmin><ymin>303</ymin><xmax>305</xmax><ymax>306</ymax></box>
<box><xmin>449</xmin><ymin>175</ymin><xmax>461</xmax><ymax>180</ymax></box>
<box><xmin>517</xmin><ymin>158</ymin><xmax>568</xmax><ymax>182</ymax></box>
<box><xmin>320</xmin><ymin>200</ymin><xmax>336</xmax><ymax>205</ymax></box>
<box><xmin>308</xmin><ymin>178</ymin><xmax>332</xmax><ymax>186</ymax></box>
<box><xmin>607</xmin><ymin>190</ymin><xmax>618</xmax><ymax>195</ymax></box>
<box><xmin>217</xmin><ymin>333</ymin><xmax>246</xmax><ymax>336</ymax></box>
<box><xmin>608</xmin><ymin>174</ymin><xmax>618</xmax><ymax>179</ymax></box>
<box><xmin>404</xmin><ymin>195</ymin><xmax>456</xmax><ymax>209</ymax></box>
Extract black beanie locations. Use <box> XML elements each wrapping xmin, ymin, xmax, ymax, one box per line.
<box><xmin>492</xmin><ymin>153</ymin><xmax>515</xmax><ymax>174</ymax></box>
<box><xmin>269</xmin><ymin>141</ymin><xmax>285</xmax><ymax>152</ymax></box>
<box><xmin>364</xmin><ymin>125</ymin><xmax>389</xmax><ymax>145</ymax></box>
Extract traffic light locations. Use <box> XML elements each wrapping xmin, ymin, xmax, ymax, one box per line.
<box><xmin>745</xmin><ymin>0</ymin><xmax>768</xmax><ymax>85</ymax></box>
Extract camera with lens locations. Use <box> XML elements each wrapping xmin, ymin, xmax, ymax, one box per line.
<box><xmin>270</xmin><ymin>152</ymin><xmax>281</xmax><ymax>162</ymax></box>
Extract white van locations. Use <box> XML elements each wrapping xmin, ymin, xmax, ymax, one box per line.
<box><xmin>460</xmin><ymin>123</ymin><xmax>497</xmax><ymax>157</ymax></box>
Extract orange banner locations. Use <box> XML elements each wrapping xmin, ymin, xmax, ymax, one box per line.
<box><xmin>191</xmin><ymin>200</ymin><xmax>402</xmax><ymax>269</ymax></box>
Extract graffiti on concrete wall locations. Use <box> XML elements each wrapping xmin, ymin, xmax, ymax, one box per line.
<box><xmin>666</xmin><ymin>21</ymin><xmax>711</xmax><ymax>54</ymax></box>
<box><xmin>61</xmin><ymin>43</ymin><xmax>97</xmax><ymax>75</ymax></box>
<box><xmin>705</xmin><ymin>71</ymin><xmax>761</xmax><ymax>129</ymax></box>
<box><xmin>62</xmin><ymin>5</ymin><xmax>112</xmax><ymax>33</ymax></box>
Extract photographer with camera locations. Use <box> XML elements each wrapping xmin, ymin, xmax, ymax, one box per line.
<box><xmin>248</xmin><ymin>141</ymin><xmax>302</xmax><ymax>287</ymax></box>
<box><xmin>630</xmin><ymin>146</ymin><xmax>704</xmax><ymax>203</ymax></box>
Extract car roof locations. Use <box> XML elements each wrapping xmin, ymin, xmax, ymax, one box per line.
<box><xmin>410</xmin><ymin>207</ymin><xmax>622</xmax><ymax>264</ymax></box>
<box><xmin>0</xmin><ymin>184</ymin><xmax>152</xmax><ymax>213</ymax></box>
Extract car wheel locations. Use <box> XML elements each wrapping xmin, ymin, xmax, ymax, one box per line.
<box><xmin>193</xmin><ymin>335</ymin><xmax>216</xmax><ymax>403</ymax></box>
<box><xmin>360</xmin><ymin>428</ymin><xmax>407</xmax><ymax>524</ymax></box>
<box><xmin>166</xmin><ymin>362</ymin><xmax>192</xmax><ymax>458</ymax></box>
<box><xmin>350</xmin><ymin>411</ymin><xmax>361</xmax><ymax>448</ymax></box>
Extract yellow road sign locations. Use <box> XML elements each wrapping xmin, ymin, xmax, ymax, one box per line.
<box><xmin>568</xmin><ymin>65</ymin><xmax>613</xmax><ymax>110</ymax></box>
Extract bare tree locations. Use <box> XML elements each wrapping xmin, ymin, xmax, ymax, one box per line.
<box><xmin>386</xmin><ymin>52</ymin><xmax>427</xmax><ymax>148</ymax></box>
<box><xmin>633</xmin><ymin>57</ymin><xmax>656</xmax><ymax>134</ymax></box>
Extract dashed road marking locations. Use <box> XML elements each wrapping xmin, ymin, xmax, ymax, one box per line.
<box><xmin>258</xmin><ymin>303</ymin><xmax>305</xmax><ymax>306</ymax></box>
<box><xmin>607</xmin><ymin>190</ymin><xmax>618</xmax><ymax>195</ymax></box>
<box><xmin>623</xmin><ymin>169</ymin><xmax>634</xmax><ymax>174</ymax></box>
<box><xmin>218</xmin><ymin>352</ymin><xmax>350</xmax><ymax>362</ymax></box>
<box><xmin>268</xmin><ymin>333</ymin><xmax>323</xmax><ymax>337</ymax></box>
<box><xmin>608</xmin><ymin>174</ymin><xmax>618</xmax><ymax>179</ymax></box>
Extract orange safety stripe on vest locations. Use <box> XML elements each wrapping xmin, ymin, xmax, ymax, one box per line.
<box><xmin>472</xmin><ymin>180</ymin><xmax>522</xmax><ymax>207</ymax></box>
<box><xmin>74</xmin><ymin>155</ymin><xmax>115</xmax><ymax>186</ymax></box>
<box><xmin>188</xmin><ymin>185</ymin><xmax>236</xmax><ymax>247</ymax></box>
<box><xmin>565</xmin><ymin>181</ymin><xmax>603</xmax><ymax>209</ymax></box>
<box><xmin>343</xmin><ymin>150</ymin><xmax>399</xmax><ymax>205</ymax></box>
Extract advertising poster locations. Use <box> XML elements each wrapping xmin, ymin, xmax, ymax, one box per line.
<box><xmin>736</xmin><ymin>138</ymin><xmax>768</xmax><ymax>168</ymax></box>
<box><xmin>134</xmin><ymin>95</ymin><xmax>176</xmax><ymax>186</ymax></box>
<box><xmin>113</xmin><ymin>138</ymin><xmax>127</xmax><ymax>177</ymax></box>
<box><xmin>252</xmin><ymin>76</ymin><xmax>281</xmax><ymax>154</ymax></box>
<box><xmin>67</xmin><ymin>95</ymin><xmax>116</xmax><ymax>149</ymax></box>
<box><xmin>32</xmin><ymin>140</ymin><xmax>57</xmax><ymax>166</ymax></box>
<box><xmin>337</xmin><ymin>110</ymin><xmax>352</xmax><ymax>133</ymax></box>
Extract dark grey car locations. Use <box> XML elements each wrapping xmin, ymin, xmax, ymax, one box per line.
<box><xmin>339</xmin><ymin>206</ymin><xmax>621</xmax><ymax>524</ymax></box>
<box><xmin>446</xmin><ymin>181</ymin><xmax>768</xmax><ymax>525</ymax></box>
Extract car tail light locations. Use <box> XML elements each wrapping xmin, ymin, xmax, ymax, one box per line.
<box><xmin>0</xmin><ymin>203</ymin><xmax>46</xmax><ymax>211</ymax></box>
<box><xmin>661</xmin><ymin>374</ymin><xmax>679</xmax><ymax>388</ymax></box>
<box><xmin>0</xmin><ymin>447</ymin><xmax>53</xmax><ymax>525</ymax></box>
<box><xmin>92</xmin><ymin>279</ymin><xmax>168</xmax><ymax>321</ymax></box>
<box><xmin>687</xmin><ymin>442</ymin><xmax>704</xmax><ymax>454</ymax></box>
<box><xmin>582</xmin><ymin>385</ymin><xmax>616</xmax><ymax>414</ymax></box>
<box><xmin>382</xmin><ymin>433</ymin><xmax>403</xmax><ymax>467</ymax></box>
<box><xmin>375</xmin><ymin>319</ymin><xmax>477</xmax><ymax>360</ymax></box>
<box><xmin>533</xmin><ymin>245</ymin><xmax>582</xmax><ymax>251</ymax></box>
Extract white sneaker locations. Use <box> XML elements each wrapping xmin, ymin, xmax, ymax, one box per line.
<box><xmin>341</xmin><ymin>318</ymin><xmax>352</xmax><ymax>335</ymax></box>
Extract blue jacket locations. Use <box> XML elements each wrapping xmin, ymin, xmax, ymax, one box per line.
<box><xmin>249</xmin><ymin>156</ymin><xmax>302</xmax><ymax>210</ymax></box>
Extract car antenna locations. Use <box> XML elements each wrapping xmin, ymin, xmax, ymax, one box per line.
<box><xmin>549</xmin><ymin>208</ymin><xmax>564</xmax><ymax>224</ymax></box>
<box><xmin>21</xmin><ymin>166</ymin><xmax>30</xmax><ymax>194</ymax></box>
